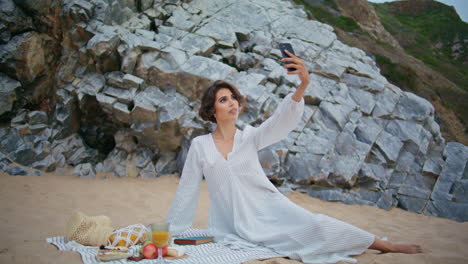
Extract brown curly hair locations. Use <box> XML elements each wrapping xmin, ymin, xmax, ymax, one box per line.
<box><xmin>199</xmin><ymin>80</ymin><xmax>246</xmax><ymax>123</ymax></box>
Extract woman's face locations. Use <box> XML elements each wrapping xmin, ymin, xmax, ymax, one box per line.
<box><xmin>213</xmin><ymin>88</ymin><xmax>239</xmax><ymax>123</ymax></box>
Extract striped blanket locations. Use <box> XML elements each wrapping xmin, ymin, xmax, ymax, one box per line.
<box><xmin>47</xmin><ymin>228</ymin><xmax>286</xmax><ymax>264</ymax></box>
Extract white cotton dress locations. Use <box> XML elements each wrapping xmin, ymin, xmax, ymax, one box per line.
<box><xmin>166</xmin><ymin>93</ymin><xmax>376</xmax><ymax>264</ymax></box>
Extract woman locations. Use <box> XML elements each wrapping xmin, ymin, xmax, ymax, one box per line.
<box><xmin>166</xmin><ymin>50</ymin><xmax>422</xmax><ymax>263</ymax></box>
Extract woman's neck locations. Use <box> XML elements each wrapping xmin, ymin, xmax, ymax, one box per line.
<box><xmin>212</xmin><ymin>122</ymin><xmax>236</xmax><ymax>141</ymax></box>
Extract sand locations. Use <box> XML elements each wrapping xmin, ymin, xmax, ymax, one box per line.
<box><xmin>0</xmin><ymin>171</ymin><xmax>467</xmax><ymax>264</ymax></box>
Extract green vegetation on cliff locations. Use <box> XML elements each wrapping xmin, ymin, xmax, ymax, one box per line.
<box><xmin>372</xmin><ymin>0</ymin><xmax>468</xmax><ymax>90</ymax></box>
<box><xmin>372</xmin><ymin>0</ymin><xmax>468</xmax><ymax>135</ymax></box>
<box><xmin>293</xmin><ymin>0</ymin><xmax>361</xmax><ymax>32</ymax></box>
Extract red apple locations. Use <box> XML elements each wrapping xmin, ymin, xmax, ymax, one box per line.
<box><xmin>142</xmin><ymin>243</ymin><xmax>157</xmax><ymax>259</ymax></box>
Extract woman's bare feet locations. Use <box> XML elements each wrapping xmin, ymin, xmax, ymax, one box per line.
<box><xmin>369</xmin><ymin>237</ymin><xmax>423</xmax><ymax>254</ymax></box>
<box><xmin>382</xmin><ymin>243</ymin><xmax>423</xmax><ymax>254</ymax></box>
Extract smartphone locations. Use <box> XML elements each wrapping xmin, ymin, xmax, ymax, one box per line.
<box><xmin>279</xmin><ymin>43</ymin><xmax>296</xmax><ymax>72</ymax></box>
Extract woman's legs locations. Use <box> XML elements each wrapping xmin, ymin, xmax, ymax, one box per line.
<box><xmin>369</xmin><ymin>237</ymin><xmax>422</xmax><ymax>254</ymax></box>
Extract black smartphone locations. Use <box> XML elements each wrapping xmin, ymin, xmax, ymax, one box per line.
<box><xmin>279</xmin><ymin>43</ymin><xmax>296</xmax><ymax>72</ymax></box>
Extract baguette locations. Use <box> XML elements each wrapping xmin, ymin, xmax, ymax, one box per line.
<box><xmin>97</xmin><ymin>246</ymin><xmax>130</xmax><ymax>262</ymax></box>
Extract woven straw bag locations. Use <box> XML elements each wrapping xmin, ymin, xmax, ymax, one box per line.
<box><xmin>65</xmin><ymin>211</ymin><xmax>114</xmax><ymax>246</ymax></box>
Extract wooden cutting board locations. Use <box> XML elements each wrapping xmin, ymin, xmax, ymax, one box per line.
<box><xmin>164</xmin><ymin>253</ymin><xmax>188</xmax><ymax>259</ymax></box>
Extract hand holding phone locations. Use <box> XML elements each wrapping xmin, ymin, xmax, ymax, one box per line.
<box><xmin>278</xmin><ymin>42</ymin><xmax>311</xmax><ymax>86</ymax></box>
<box><xmin>279</xmin><ymin>43</ymin><xmax>296</xmax><ymax>72</ymax></box>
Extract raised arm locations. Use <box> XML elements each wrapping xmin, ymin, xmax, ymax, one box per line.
<box><xmin>251</xmin><ymin>93</ymin><xmax>305</xmax><ymax>150</ymax></box>
<box><xmin>166</xmin><ymin>138</ymin><xmax>203</xmax><ymax>236</ymax></box>
<box><xmin>252</xmin><ymin>49</ymin><xmax>310</xmax><ymax>150</ymax></box>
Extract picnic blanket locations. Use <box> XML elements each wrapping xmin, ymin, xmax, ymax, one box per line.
<box><xmin>47</xmin><ymin>228</ymin><xmax>287</xmax><ymax>264</ymax></box>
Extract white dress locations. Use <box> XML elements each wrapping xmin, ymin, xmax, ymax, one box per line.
<box><xmin>166</xmin><ymin>93</ymin><xmax>376</xmax><ymax>264</ymax></box>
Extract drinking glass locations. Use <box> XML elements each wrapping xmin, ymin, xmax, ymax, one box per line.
<box><xmin>151</xmin><ymin>222</ymin><xmax>170</xmax><ymax>263</ymax></box>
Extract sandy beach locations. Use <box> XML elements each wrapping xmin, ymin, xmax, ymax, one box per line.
<box><xmin>0</xmin><ymin>171</ymin><xmax>467</xmax><ymax>264</ymax></box>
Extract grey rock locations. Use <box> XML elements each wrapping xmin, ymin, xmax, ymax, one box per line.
<box><xmin>195</xmin><ymin>19</ymin><xmax>239</xmax><ymax>47</ymax></box>
<box><xmin>314</xmin><ymin>101</ymin><xmax>354</xmax><ymax>132</ymax></box>
<box><xmin>375</xmin><ymin>190</ymin><xmax>396</xmax><ymax>210</ymax></box>
<box><xmin>423</xmin><ymin>151</ymin><xmax>445</xmax><ymax>177</ymax></box>
<box><xmin>133</xmin><ymin>148</ymin><xmax>155</xmax><ymax>168</ymax></box>
<box><xmin>398</xmin><ymin>196</ymin><xmax>427</xmax><ymax>213</ymax></box>
<box><xmin>122</xmin><ymin>13</ymin><xmax>152</xmax><ymax>31</ymax></box>
<box><xmin>398</xmin><ymin>185</ymin><xmax>431</xmax><ymax>200</ymax></box>
<box><xmin>285</xmin><ymin>153</ymin><xmax>323</xmax><ymax>185</ymax></box>
<box><xmin>318</xmin><ymin>152</ymin><xmax>363</xmax><ymax>188</ymax></box>
<box><xmin>451</xmin><ymin>180</ymin><xmax>468</xmax><ymax>203</ymax></box>
<box><xmin>375</xmin><ymin>130</ymin><xmax>403</xmax><ymax>162</ymax></box>
<box><xmin>28</xmin><ymin>111</ymin><xmax>48</xmax><ymax>125</ymax></box>
<box><xmin>431</xmin><ymin>142</ymin><xmax>468</xmax><ymax>201</ymax></box>
<box><xmin>227</xmin><ymin>72</ymin><xmax>266</xmax><ymax>101</ymax></box>
<box><xmin>113</xmin><ymin>102</ymin><xmax>132</xmax><ymax>124</ymax></box>
<box><xmin>106</xmin><ymin>71</ymin><xmax>126</xmax><ymax>89</ymax></box>
<box><xmin>334</xmin><ymin>125</ymin><xmax>371</xmax><ymax>157</ymax></box>
<box><xmin>120</xmin><ymin>48</ymin><xmax>141</xmax><ymax>74</ymax></box>
<box><xmin>140</xmin><ymin>161</ymin><xmax>157</xmax><ymax>178</ymax></box>
<box><xmin>348</xmin><ymin>87</ymin><xmax>375</xmax><ymax>115</ymax></box>
<box><xmin>1</xmin><ymin>128</ymin><xmax>23</xmax><ymax>154</ymax></box>
<box><xmin>341</xmin><ymin>73</ymin><xmax>385</xmax><ymax>93</ymax></box>
<box><xmin>103</xmin><ymin>86</ymin><xmax>137</xmax><ymax>104</ymax></box>
<box><xmin>258</xmin><ymin>148</ymin><xmax>281</xmax><ymax>180</ymax></box>
<box><xmin>271</xmin><ymin>15</ymin><xmax>335</xmax><ymax>47</ymax></box>
<box><xmin>387</xmin><ymin>171</ymin><xmax>408</xmax><ymax>189</ymax></box>
<box><xmin>54</xmin><ymin>90</ymin><xmax>79</xmax><ymax>138</ymax></box>
<box><xmin>10</xmin><ymin>110</ymin><xmax>27</xmax><ymax>126</ymax></box>
<box><xmin>384</xmin><ymin>120</ymin><xmax>432</xmax><ymax>155</ymax></box>
<box><xmin>227</xmin><ymin>52</ymin><xmax>259</xmax><ymax>71</ymax></box>
<box><xmin>355</xmin><ymin>189</ymin><xmax>383</xmax><ymax>204</ymax></box>
<box><xmin>86</xmin><ymin>32</ymin><xmax>120</xmax><ymax>58</ymax></box>
<box><xmin>359</xmin><ymin>163</ymin><xmax>393</xmax><ymax>190</ymax></box>
<box><xmin>0</xmin><ymin>73</ymin><xmax>20</xmax><ymax>115</ymax></box>
<box><xmin>120</xmin><ymin>31</ymin><xmax>164</xmax><ymax>51</ymax></box>
<box><xmin>5</xmin><ymin>165</ymin><xmax>28</xmax><ymax>176</ymax></box>
<box><xmin>404</xmin><ymin>172</ymin><xmax>436</xmax><ymax>193</ymax></box>
<box><xmin>0</xmin><ymin>32</ymin><xmax>55</xmax><ymax>84</ymax></box>
<box><xmin>123</xmin><ymin>73</ymin><xmax>144</xmax><ymax>89</ymax></box>
<box><xmin>425</xmin><ymin>200</ymin><xmax>468</xmax><ymax>222</ymax></box>
<box><xmin>180</xmin><ymin>55</ymin><xmax>237</xmax><ymax>83</ymax></box>
<box><xmin>177</xmin><ymin>33</ymin><xmax>215</xmax><ymax>56</ymax></box>
<box><xmin>425</xmin><ymin>116</ymin><xmax>444</xmax><ymax>144</ymax></box>
<box><xmin>303</xmin><ymin>73</ymin><xmax>338</xmax><ymax>105</ymax></box>
<box><xmin>11</xmin><ymin>140</ymin><xmax>38</xmax><ymax>166</ymax></box>
<box><xmin>51</xmin><ymin>134</ymin><xmax>97</xmax><ymax>166</ymax></box>
<box><xmin>115</xmin><ymin>129</ymin><xmax>138</xmax><ymax>153</ymax></box>
<box><xmin>76</xmin><ymin>72</ymin><xmax>106</xmax><ymax>96</ymax></box>
<box><xmin>167</xmin><ymin>6</ymin><xmax>201</xmax><ymax>31</ymax></box>
<box><xmin>155</xmin><ymin>152</ymin><xmax>177</xmax><ymax>175</ymax></box>
<box><xmin>372</xmin><ymin>87</ymin><xmax>402</xmax><ymax>118</ymax></box>
<box><xmin>29</xmin><ymin>124</ymin><xmax>48</xmax><ymax>134</ymax></box>
<box><xmin>96</xmin><ymin>93</ymin><xmax>117</xmax><ymax>115</ymax></box>
<box><xmin>393</xmin><ymin>91</ymin><xmax>434</xmax><ymax>122</ymax></box>
<box><xmin>295</xmin><ymin>129</ymin><xmax>334</xmax><ymax>155</ymax></box>
<box><xmin>0</xmin><ymin>0</ymin><xmax>34</xmax><ymax>39</ymax></box>
<box><xmin>72</xmin><ymin>163</ymin><xmax>96</xmax><ymax>178</ymax></box>
<box><xmin>395</xmin><ymin>142</ymin><xmax>425</xmax><ymax>174</ymax></box>
<box><xmin>354</xmin><ymin>117</ymin><xmax>383</xmax><ymax>145</ymax></box>
<box><xmin>307</xmin><ymin>187</ymin><xmax>353</xmax><ymax>203</ymax></box>
<box><xmin>0</xmin><ymin>151</ymin><xmax>10</xmax><ymax>163</ymax></box>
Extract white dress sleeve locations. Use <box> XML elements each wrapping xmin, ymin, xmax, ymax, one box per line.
<box><xmin>252</xmin><ymin>93</ymin><xmax>305</xmax><ymax>150</ymax></box>
<box><xmin>166</xmin><ymin>138</ymin><xmax>203</xmax><ymax>236</ymax></box>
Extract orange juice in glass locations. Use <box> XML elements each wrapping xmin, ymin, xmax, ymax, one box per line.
<box><xmin>152</xmin><ymin>231</ymin><xmax>169</xmax><ymax>247</ymax></box>
<box><xmin>150</xmin><ymin>222</ymin><xmax>170</xmax><ymax>263</ymax></box>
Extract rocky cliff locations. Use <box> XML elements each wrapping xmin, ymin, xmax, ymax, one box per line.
<box><xmin>0</xmin><ymin>0</ymin><xmax>467</xmax><ymax>222</ymax></box>
<box><xmin>296</xmin><ymin>0</ymin><xmax>468</xmax><ymax>145</ymax></box>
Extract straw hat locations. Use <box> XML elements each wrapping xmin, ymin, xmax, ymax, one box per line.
<box><xmin>65</xmin><ymin>211</ymin><xmax>114</xmax><ymax>246</ymax></box>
